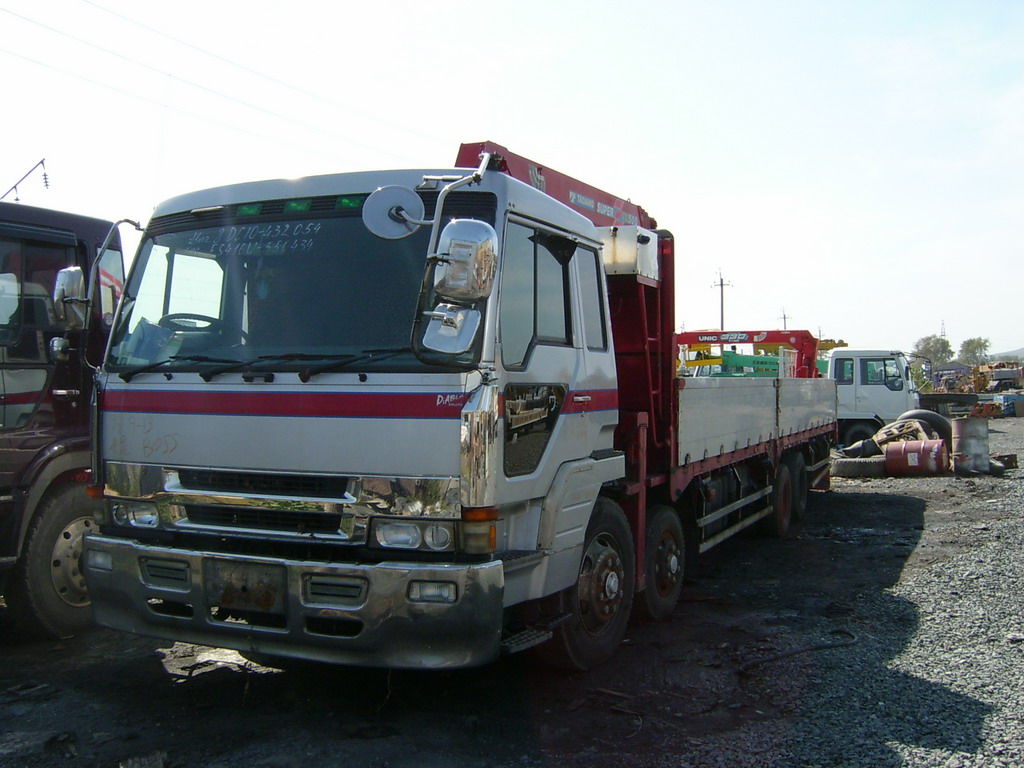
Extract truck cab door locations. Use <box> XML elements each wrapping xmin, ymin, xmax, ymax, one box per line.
<box><xmin>0</xmin><ymin>233</ymin><xmax>78</xmax><ymax>484</ymax></box>
<box><xmin>833</xmin><ymin>356</ymin><xmax>855</xmax><ymax>419</ymax></box>
<box><xmin>496</xmin><ymin>221</ymin><xmax>604</xmax><ymax>496</ymax></box>
<box><xmin>857</xmin><ymin>355</ymin><xmax>905</xmax><ymax>422</ymax></box>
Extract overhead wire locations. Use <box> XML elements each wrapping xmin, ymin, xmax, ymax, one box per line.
<box><xmin>77</xmin><ymin>0</ymin><xmax>447</xmax><ymax>148</ymax></box>
<box><xmin>0</xmin><ymin>45</ymin><xmax>350</xmax><ymax>162</ymax></box>
<box><xmin>0</xmin><ymin>5</ymin><xmax>413</xmax><ymax>161</ymax></box>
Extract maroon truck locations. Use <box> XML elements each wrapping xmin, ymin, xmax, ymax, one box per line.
<box><xmin>0</xmin><ymin>202</ymin><xmax>125</xmax><ymax>637</ymax></box>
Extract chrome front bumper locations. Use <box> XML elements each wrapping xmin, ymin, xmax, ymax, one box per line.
<box><xmin>84</xmin><ymin>534</ymin><xmax>504</xmax><ymax>669</ymax></box>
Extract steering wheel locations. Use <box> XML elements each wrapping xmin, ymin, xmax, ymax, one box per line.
<box><xmin>158</xmin><ymin>313</ymin><xmax>224</xmax><ymax>332</ymax></box>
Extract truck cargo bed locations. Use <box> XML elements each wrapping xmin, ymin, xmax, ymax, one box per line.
<box><xmin>677</xmin><ymin>377</ymin><xmax>836</xmax><ymax>465</ymax></box>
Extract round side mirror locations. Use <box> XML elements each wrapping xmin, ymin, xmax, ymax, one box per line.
<box><xmin>362</xmin><ymin>186</ymin><xmax>426</xmax><ymax>240</ymax></box>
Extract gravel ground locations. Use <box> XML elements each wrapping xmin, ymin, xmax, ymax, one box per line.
<box><xmin>1</xmin><ymin>417</ymin><xmax>1022</xmax><ymax>768</ymax></box>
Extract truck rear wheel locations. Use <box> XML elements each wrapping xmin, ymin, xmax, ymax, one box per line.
<box><xmin>763</xmin><ymin>462</ymin><xmax>794</xmax><ymax>538</ymax></box>
<box><xmin>639</xmin><ymin>505</ymin><xmax>685</xmax><ymax>621</ymax></box>
<box><xmin>536</xmin><ymin>497</ymin><xmax>635</xmax><ymax>670</ymax></box>
<box><xmin>783</xmin><ymin>452</ymin><xmax>808</xmax><ymax>520</ymax></box>
<box><xmin>6</xmin><ymin>484</ymin><xmax>99</xmax><ymax>639</ymax></box>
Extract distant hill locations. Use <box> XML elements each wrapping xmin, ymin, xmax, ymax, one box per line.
<box><xmin>992</xmin><ymin>348</ymin><xmax>1024</xmax><ymax>360</ymax></box>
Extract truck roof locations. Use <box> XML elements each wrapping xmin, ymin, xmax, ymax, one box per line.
<box><xmin>0</xmin><ymin>201</ymin><xmax>117</xmax><ymax>252</ymax></box>
<box><xmin>149</xmin><ymin>168</ymin><xmax>600</xmax><ymax>241</ymax></box>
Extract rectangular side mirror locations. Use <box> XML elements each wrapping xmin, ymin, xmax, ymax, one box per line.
<box><xmin>53</xmin><ymin>266</ymin><xmax>88</xmax><ymax>330</ymax></box>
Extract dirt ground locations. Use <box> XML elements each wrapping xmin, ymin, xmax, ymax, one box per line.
<box><xmin>1</xmin><ymin>420</ymin><xmax>1020</xmax><ymax>768</ymax></box>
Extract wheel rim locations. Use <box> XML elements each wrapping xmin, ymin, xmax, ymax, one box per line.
<box><xmin>577</xmin><ymin>531</ymin><xmax>626</xmax><ymax>634</ymax></box>
<box><xmin>49</xmin><ymin>516</ymin><xmax>92</xmax><ymax>607</ymax></box>
<box><xmin>652</xmin><ymin>529</ymin><xmax>682</xmax><ymax>598</ymax></box>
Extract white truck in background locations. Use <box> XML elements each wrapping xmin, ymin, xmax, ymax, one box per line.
<box><xmin>826</xmin><ymin>349</ymin><xmax>919</xmax><ymax>445</ymax></box>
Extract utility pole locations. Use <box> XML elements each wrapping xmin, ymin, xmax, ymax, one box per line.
<box><xmin>712</xmin><ymin>270</ymin><xmax>732</xmax><ymax>330</ymax></box>
<box><xmin>779</xmin><ymin>309</ymin><xmax>790</xmax><ymax>330</ymax></box>
<box><xmin>1</xmin><ymin>159</ymin><xmax>49</xmax><ymax>202</ymax></box>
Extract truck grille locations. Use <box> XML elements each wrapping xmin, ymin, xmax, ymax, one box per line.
<box><xmin>178</xmin><ymin>469</ymin><xmax>349</xmax><ymax>500</ymax></box>
<box><xmin>185</xmin><ymin>505</ymin><xmax>343</xmax><ymax>535</ymax></box>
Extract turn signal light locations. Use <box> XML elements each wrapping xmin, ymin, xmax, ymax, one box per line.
<box><xmin>460</xmin><ymin>506</ymin><xmax>498</xmax><ymax>554</ymax></box>
<box><xmin>460</xmin><ymin>506</ymin><xmax>498</xmax><ymax>522</ymax></box>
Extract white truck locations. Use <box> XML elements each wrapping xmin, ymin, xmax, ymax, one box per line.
<box><xmin>75</xmin><ymin>142</ymin><xmax>836</xmax><ymax>670</ymax></box>
<box><xmin>825</xmin><ymin>349</ymin><xmax>919</xmax><ymax>445</ymax></box>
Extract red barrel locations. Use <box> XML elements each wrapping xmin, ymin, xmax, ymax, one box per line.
<box><xmin>884</xmin><ymin>440</ymin><xmax>950</xmax><ymax>476</ymax></box>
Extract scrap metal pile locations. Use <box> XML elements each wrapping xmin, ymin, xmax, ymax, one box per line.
<box><xmin>831</xmin><ymin>410</ymin><xmax>1016</xmax><ymax>478</ymax></box>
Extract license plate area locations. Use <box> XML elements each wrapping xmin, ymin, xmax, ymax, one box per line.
<box><xmin>204</xmin><ymin>558</ymin><xmax>287</xmax><ymax>616</ymax></box>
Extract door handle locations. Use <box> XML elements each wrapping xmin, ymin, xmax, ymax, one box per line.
<box><xmin>52</xmin><ymin>389</ymin><xmax>81</xmax><ymax>400</ymax></box>
<box><xmin>573</xmin><ymin>395</ymin><xmax>592</xmax><ymax>403</ymax></box>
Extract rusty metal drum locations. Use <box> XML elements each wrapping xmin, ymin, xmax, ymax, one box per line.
<box><xmin>883</xmin><ymin>440</ymin><xmax>950</xmax><ymax>476</ymax></box>
<box><xmin>951</xmin><ymin>416</ymin><xmax>989</xmax><ymax>473</ymax></box>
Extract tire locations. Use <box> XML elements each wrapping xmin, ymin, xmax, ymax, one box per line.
<box><xmin>897</xmin><ymin>409</ymin><xmax>953</xmax><ymax>445</ymax></box>
<box><xmin>783</xmin><ymin>452</ymin><xmax>808</xmax><ymax>521</ymax></box>
<box><xmin>841</xmin><ymin>422</ymin><xmax>878</xmax><ymax>447</ymax></box>
<box><xmin>763</xmin><ymin>462</ymin><xmax>794</xmax><ymax>538</ymax></box>
<box><xmin>536</xmin><ymin>497</ymin><xmax>635</xmax><ymax>670</ymax></box>
<box><xmin>639</xmin><ymin>505</ymin><xmax>685</xmax><ymax>621</ymax></box>
<box><xmin>5</xmin><ymin>484</ymin><xmax>99</xmax><ymax>639</ymax></box>
<box><xmin>830</xmin><ymin>456</ymin><xmax>888</xmax><ymax>478</ymax></box>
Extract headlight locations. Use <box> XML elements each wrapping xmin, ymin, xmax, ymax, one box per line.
<box><xmin>374</xmin><ymin>521</ymin><xmax>422</xmax><ymax>549</ymax></box>
<box><xmin>372</xmin><ymin>519</ymin><xmax>456</xmax><ymax>551</ymax></box>
<box><xmin>423</xmin><ymin>523</ymin><xmax>452</xmax><ymax>551</ymax></box>
<box><xmin>110</xmin><ymin>501</ymin><xmax>159</xmax><ymax>528</ymax></box>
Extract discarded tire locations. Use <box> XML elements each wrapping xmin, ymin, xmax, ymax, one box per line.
<box><xmin>830</xmin><ymin>456</ymin><xmax>888</xmax><ymax>478</ymax></box>
<box><xmin>897</xmin><ymin>409</ymin><xmax>952</xmax><ymax>445</ymax></box>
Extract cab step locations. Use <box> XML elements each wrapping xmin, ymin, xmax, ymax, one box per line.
<box><xmin>500</xmin><ymin>613</ymin><xmax>571</xmax><ymax>655</ymax></box>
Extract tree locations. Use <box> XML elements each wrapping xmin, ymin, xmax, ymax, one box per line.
<box><xmin>958</xmin><ymin>337</ymin><xmax>990</xmax><ymax>366</ymax></box>
<box><xmin>911</xmin><ymin>335</ymin><xmax>953</xmax><ymax>367</ymax></box>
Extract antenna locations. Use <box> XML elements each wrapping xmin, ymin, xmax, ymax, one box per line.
<box><xmin>1</xmin><ymin>159</ymin><xmax>49</xmax><ymax>202</ymax></box>
<box><xmin>779</xmin><ymin>309</ymin><xmax>791</xmax><ymax>330</ymax></box>
<box><xmin>711</xmin><ymin>270</ymin><xmax>732</xmax><ymax>330</ymax></box>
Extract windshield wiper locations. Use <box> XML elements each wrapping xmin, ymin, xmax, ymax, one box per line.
<box><xmin>298</xmin><ymin>347</ymin><xmax>411</xmax><ymax>382</ymax></box>
<box><xmin>118</xmin><ymin>355</ymin><xmax>244</xmax><ymax>382</ymax></box>
<box><xmin>197</xmin><ymin>353</ymin><xmax>356</xmax><ymax>382</ymax></box>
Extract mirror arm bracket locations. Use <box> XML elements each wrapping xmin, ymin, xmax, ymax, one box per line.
<box><xmin>389</xmin><ymin>206</ymin><xmax>432</xmax><ymax>227</ymax></box>
<box><xmin>425</xmin><ymin>152</ymin><xmax>492</xmax><ymax>256</ymax></box>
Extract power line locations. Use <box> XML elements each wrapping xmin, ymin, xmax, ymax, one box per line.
<box><xmin>0</xmin><ymin>6</ymin><xmax>406</xmax><ymax>160</ymax></box>
<box><xmin>0</xmin><ymin>46</ymin><xmax>347</xmax><ymax>160</ymax></box>
<box><xmin>77</xmin><ymin>0</ymin><xmax>445</xmax><ymax>148</ymax></box>
<box><xmin>2</xmin><ymin>158</ymin><xmax>49</xmax><ymax>201</ymax></box>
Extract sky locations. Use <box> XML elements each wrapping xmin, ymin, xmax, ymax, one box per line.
<box><xmin>2</xmin><ymin>0</ymin><xmax>1022</xmax><ymax>355</ymax></box>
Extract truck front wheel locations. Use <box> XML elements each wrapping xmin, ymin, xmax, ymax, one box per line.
<box><xmin>6</xmin><ymin>484</ymin><xmax>99</xmax><ymax>639</ymax></box>
<box><xmin>536</xmin><ymin>497</ymin><xmax>635</xmax><ymax>670</ymax></box>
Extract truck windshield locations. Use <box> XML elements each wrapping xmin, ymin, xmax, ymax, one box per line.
<box><xmin>107</xmin><ymin>200</ymin><xmax>480</xmax><ymax>374</ymax></box>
